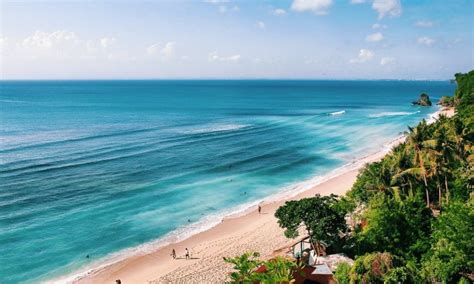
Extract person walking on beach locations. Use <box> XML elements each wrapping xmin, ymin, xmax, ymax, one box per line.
<box><xmin>258</xmin><ymin>204</ymin><xmax>262</xmax><ymax>214</ymax></box>
<box><xmin>185</xmin><ymin>248</ymin><xmax>190</xmax><ymax>260</ymax></box>
<box><xmin>171</xmin><ymin>249</ymin><xmax>176</xmax><ymax>259</ymax></box>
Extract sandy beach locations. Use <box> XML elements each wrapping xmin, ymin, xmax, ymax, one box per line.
<box><xmin>72</xmin><ymin>147</ymin><xmax>393</xmax><ymax>284</ymax></box>
<box><xmin>72</xmin><ymin>108</ymin><xmax>453</xmax><ymax>284</ymax></box>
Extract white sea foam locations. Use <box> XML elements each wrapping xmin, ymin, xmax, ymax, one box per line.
<box><xmin>427</xmin><ymin>106</ymin><xmax>443</xmax><ymax>124</ymax></box>
<box><xmin>183</xmin><ymin>124</ymin><xmax>250</xmax><ymax>134</ymax></box>
<box><xmin>329</xmin><ymin>110</ymin><xmax>345</xmax><ymax>116</ymax></box>
<box><xmin>368</xmin><ymin>111</ymin><xmax>420</xmax><ymax>118</ymax></box>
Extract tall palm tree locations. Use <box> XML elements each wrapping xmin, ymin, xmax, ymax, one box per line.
<box><xmin>433</xmin><ymin>122</ymin><xmax>457</xmax><ymax>204</ymax></box>
<box><xmin>452</xmin><ymin>117</ymin><xmax>470</xmax><ymax>160</ymax></box>
<box><xmin>405</xmin><ymin>120</ymin><xmax>432</xmax><ymax>207</ymax></box>
<box><xmin>364</xmin><ymin>161</ymin><xmax>393</xmax><ymax>196</ymax></box>
<box><xmin>389</xmin><ymin>143</ymin><xmax>414</xmax><ymax>198</ymax></box>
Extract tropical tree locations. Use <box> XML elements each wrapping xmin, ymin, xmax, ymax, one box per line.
<box><xmin>354</xmin><ymin>195</ymin><xmax>432</xmax><ymax>259</ymax></box>
<box><xmin>388</xmin><ymin>143</ymin><xmax>414</xmax><ymax>199</ymax></box>
<box><xmin>421</xmin><ymin>200</ymin><xmax>474</xmax><ymax>283</ymax></box>
<box><xmin>404</xmin><ymin>120</ymin><xmax>432</xmax><ymax>206</ymax></box>
<box><xmin>274</xmin><ymin>194</ymin><xmax>347</xmax><ymax>255</ymax></box>
<box><xmin>431</xmin><ymin>120</ymin><xmax>457</xmax><ymax>205</ymax></box>
<box><xmin>223</xmin><ymin>252</ymin><xmax>301</xmax><ymax>283</ymax></box>
<box><xmin>224</xmin><ymin>252</ymin><xmax>262</xmax><ymax>283</ymax></box>
<box><xmin>334</xmin><ymin>262</ymin><xmax>351</xmax><ymax>284</ymax></box>
<box><xmin>349</xmin><ymin>252</ymin><xmax>395</xmax><ymax>284</ymax></box>
<box><xmin>252</xmin><ymin>256</ymin><xmax>300</xmax><ymax>283</ymax></box>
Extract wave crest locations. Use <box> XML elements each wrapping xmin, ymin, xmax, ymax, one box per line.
<box><xmin>329</xmin><ymin>110</ymin><xmax>345</xmax><ymax>116</ymax></box>
<box><xmin>184</xmin><ymin>124</ymin><xmax>250</xmax><ymax>134</ymax></box>
<box><xmin>368</xmin><ymin>111</ymin><xmax>420</xmax><ymax>118</ymax></box>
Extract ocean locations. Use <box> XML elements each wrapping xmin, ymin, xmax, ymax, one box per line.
<box><xmin>0</xmin><ymin>80</ymin><xmax>454</xmax><ymax>283</ymax></box>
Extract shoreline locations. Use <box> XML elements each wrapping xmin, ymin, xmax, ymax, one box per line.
<box><xmin>54</xmin><ymin>107</ymin><xmax>453</xmax><ymax>284</ymax></box>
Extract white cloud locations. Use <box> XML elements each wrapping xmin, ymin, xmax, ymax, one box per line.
<box><xmin>415</xmin><ymin>20</ymin><xmax>435</xmax><ymax>28</ymax></box>
<box><xmin>351</xmin><ymin>0</ymin><xmax>366</xmax><ymax>3</ymax></box>
<box><xmin>0</xmin><ymin>37</ymin><xmax>8</xmax><ymax>50</ymax></box>
<box><xmin>256</xmin><ymin>21</ymin><xmax>266</xmax><ymax>30</ymax></box>
<box><xmin>417</xmin><ymin>36</ymin><xmax>435</xmax><ymax>46</ymax></box>
<box><xmin>271</xmin><ymin>8</ymin><xmax>287</xmax><ymax>16</ymax></box>
<box><xmin>380</xmin><ymin>57</ymin><xmax>395</xmax><ymax>65</ymax></box>
<box><xmin>161</xmin><ymin>42</ymin><xmax>176</xmax><ymax>58</ymax></box>
<box><xmin>21</xmin><ymin>30</ymin><xmax>79</xmax><ymax>49</ymax></box>
<box><xmin>350</xmin><ymin>49</ymin><xmax>374</xmax><ymax>63</ymax></box>
<box><xmin>372</xmin><ymin>0</ymin><xmax>401</xmax><ymax>19</ymax></box>
<box><xmin>291</xmin><ymin>0</ymin><xmax>333</xmax><ymax>15</ymax></box>
<box><xmin>208</xmin><ymin>51</ymin><xmax>241</xmax><ymax>62</ymax></box>
<box><xmin>146</xmin><ymin>43</ymin><xmax>161</xmax><ymax>56</ymax></box>
<box><xmin>372</xmin><ymin>23</ymin><xmax>387</xmax><ymax>29</ymax></box>
<box><xmin>6</xmin><ymin>30</ymin><xmax>130</xmax><ymax>63</ymax></box>
<box><xmin>100</xmin><ymin>37</ymin><xmax>116</xmax><ymax>49</ymax></box>
<box><xmin>146</xmin><ymin>42</ymin><xmax>176</xmax><ymax>58</ymax></box>
<box><xmin>366</xmin><ymin>32</ymin><xmax>384</xmax><ymax>42</ymax></box>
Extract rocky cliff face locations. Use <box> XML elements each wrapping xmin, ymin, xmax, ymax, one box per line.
<box><xmin>412</xmin><ymin>93</ymin><xmax>432</xmax><ymax>106</ymax></box>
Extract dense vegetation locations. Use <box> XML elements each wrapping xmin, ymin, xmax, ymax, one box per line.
<box><xmin>341</xmin><ymin>70</ymin><xmax>473</xmax><ymax>283</ymax></box>
<box><xmin>225</xmin><ymin>71</ymin><xmax>473</xmax><ymax>283</ymax></box>
<box><xmin>223</xmin><ymin>252</ymin><xmax>301</xmax><ymax>283</ymax></box>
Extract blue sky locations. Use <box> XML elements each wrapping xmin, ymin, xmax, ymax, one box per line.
<box><xmin>0</xmin><ymin>0</ymin><xmax>472</xmax><ymax>79</ymax></box>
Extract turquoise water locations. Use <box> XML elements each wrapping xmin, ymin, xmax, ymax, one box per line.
<box><xmin>0</xmin><ymin>80</ymin><xmax>454</xmax><ymax>283</ymax></box>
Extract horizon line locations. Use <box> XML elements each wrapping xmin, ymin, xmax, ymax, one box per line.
<box><xmin>0</xmin><ymin>78</ymin><xmax>454</xmax><ymax>82</ymax></box>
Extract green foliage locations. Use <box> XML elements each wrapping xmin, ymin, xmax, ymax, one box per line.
<box><xmin>438</xmin><ymin>95</ymin><xmax>455</xmax><ymax>107</ymax></box>
<box><xmin>421</xmin><ymin>199</ymin><xmax>474</xmax><ymax>283</ymax></box>
<box><xmin>454</xmin><ymin>70</ymin><xmax>474</xmax><ymax>126</ymax></box>
<box><xmin>350</xmin><ymin>252</ymin><xmax>395</xmax><ymax>283</ymax></box>
<box><xmin>355</xmin><ymin>195</ymin><xmax>432</xmax><ymax>260</ymax></box>
<box><xmin>223</xmin><ymin>252</ymin><xmax>300</xmax><ymax>284</ymax></box>
<box><xmin>343</xmin><ymin>71</ymin><xmax>473</xmax><ymax>283</ymax></box>
<box><xmin>349</xmin><ymin>253</ymin><xmax>420</xmax><ymax>284</ymax></box>
<box><xmin>252</xmin><ymin>256</ymin><xmax>299</xmax><ymax>283</ymax></box>
<box><xmin>383</xmin><ymin>266</ymin><xmax>417</xmax><ymax>284</ymax></box>
<box><xmin>223</xmin><ymin>251</ymin><xmax>261</xmax><ymax>283</ymax></box>
<box><xmin>349</xmin><ymin>162</ymin><xmax>390</xmax><ymax>204</ymax></box>
<box><xmin>334</xmin><ymin>262</ymin><xmax>351</xmax><ymax>284</ymax></box>
<box><xmin>274</xmin><ymin>194</ymin><xmax>347</xmax><ymax>252</ymax></box>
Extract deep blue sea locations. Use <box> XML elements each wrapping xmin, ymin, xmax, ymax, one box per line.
<box><xmin>0</xmin><ymin>80</ymin><xmax>454</xmax><ymax>283</ymax></box>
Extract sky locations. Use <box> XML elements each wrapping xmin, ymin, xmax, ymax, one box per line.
<box><xmin>0</xmin><ymin>0</ymin><xmax>473</xmax><ymax>80</ymax></box>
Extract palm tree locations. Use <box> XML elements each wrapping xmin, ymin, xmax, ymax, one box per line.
<box><xmin>364</xmin><ymin>161</ymin><xmax>393</xmax><ymax>196</ymax></box>
<box><xmin>405</xmin><ymin>120</ymin><xmax>432</xmax><ymax>207</ymax></box>
<box><xmin>452</xmin><ymin>117</ymin><xmax>470</xmax><ymax>160</ymax></box>
<box><xmin>389</xmin><ymin>143</ymin><xmax>414</xmax><ymax>198</ymax></box>
<box><xmin>433</xmin><ymin>122</ymin><xmax>457</xmax><ymax>204</ymax></box>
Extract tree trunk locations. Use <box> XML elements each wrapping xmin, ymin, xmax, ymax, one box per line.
<box><xmin>444</xmin><ymin>174</ymin><xmax>449</xmax><ymax>204</ymax></box>
<box><xmin>422</xmin><ymin>173</ymin><xmax>430</xmax><ymax>207</ymax></box>
<box><xmin>438</xmin><ymin>183</ymin><xmax>442</xmax><ymax>208</ymax></box>
<box><xmin>425</xmin><ymin>186</ymin><xmax>430</xmax><ymax>208</ymax></box>
<box><xmin>419</xmin><ymin>154</ymin><xmax>429</xmax><ymax>207</ymax></box>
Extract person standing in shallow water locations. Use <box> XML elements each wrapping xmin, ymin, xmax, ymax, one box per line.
<box><xmin>185</xmin><ymin>248</ymin><xmax>190</xmax><ymax>259</ymax></box>
<box><xmin>171</xmin><ymin>249</ymin><xmax>176</xmax><ymax>259</ymax></box>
